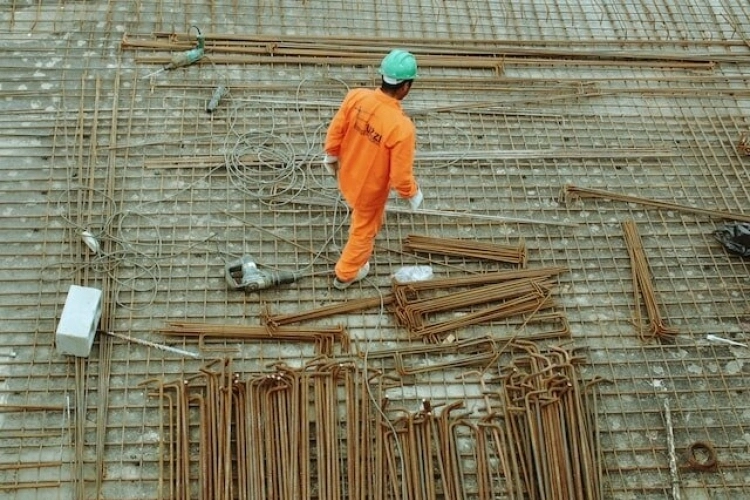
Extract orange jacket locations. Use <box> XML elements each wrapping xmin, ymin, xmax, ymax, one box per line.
<box><xmin>325</xmin><ymin>88</ymin><xmax>418</xmax><ymax>210</ymax></box>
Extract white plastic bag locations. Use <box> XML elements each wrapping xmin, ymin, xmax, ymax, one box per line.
<box><xmin>392</xmin><ymin>265</ymin><xmax>433</xmax><ymax>283</ymax></box>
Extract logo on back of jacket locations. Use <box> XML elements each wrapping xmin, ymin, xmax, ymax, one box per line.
<box><xmin>353</xmin><ymin>106</ymin><xmax>383</xmax><ymax>145</ymax></box>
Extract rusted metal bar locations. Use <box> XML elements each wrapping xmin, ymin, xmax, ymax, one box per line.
<box><xmin>161</xmin><ymin>321</ymin><xmax>350</xmax><ymax>354</ymax></box>
<box><xmin>394</xmin><ymin>277</ymin><xmax>558</xmax><ymax>341</ymax></box>
<box><xmin>120</xmin><ymin>32</ymin><xmax>722</xmax><ymax>68</ymax></box>
<box><xmin>393</xmin><ymin>266</ymin><xmax>567</xmax><ymax>291</ymax></box>
<box><xmin>366</xmin><ymin>336</ymin><xmax>500</xmax><ymax>375</ymax></box>
<box><xmin>563</xmin><ymin>184</ymin><xmax>750</xmax><ymax>223</ymax></box>
<box><xmin>403</xmin><ymin>234</ymin><xmax>527</xmax><ymax>266</ymax></box>
<box><xmin>499</xmin><ymin>343</ymin><xmax>602</xmax><ymax>499</ymax></box>
<box><xmin>262</xmin><ymin>295</ymin><xmax>394</xmax><ymax>329</ymax></box>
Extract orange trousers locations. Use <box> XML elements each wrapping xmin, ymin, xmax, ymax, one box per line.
<box><xmin>335</xmin><ymin>203</ymin><xmax>386</xmax><ymax>281</ymax></box>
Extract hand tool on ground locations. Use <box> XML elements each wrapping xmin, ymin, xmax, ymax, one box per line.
<box><xmin>225</xmin><ymin>255</ymin><xmax>309</xmax><ymax>291</ymax></box>
<box><xmin>143</xmin><ymin>25</ymin><xmax>205</xmax><ymax>79</ymax></box>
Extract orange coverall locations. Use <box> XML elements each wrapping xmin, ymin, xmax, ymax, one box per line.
<box><xmin>325</xmin><ymin>88</ymin><xmax>419</xmax><ymax>281</ymax></box>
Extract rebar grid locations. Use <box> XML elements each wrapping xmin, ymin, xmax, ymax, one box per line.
<box><xmin>0</xmin><ymin>0</ymin><xmax>749</xmax><ymax>498</ymax></box>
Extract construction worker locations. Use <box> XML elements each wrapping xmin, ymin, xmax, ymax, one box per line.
<box><xmin>324</xmin><ymin>49</ymin><xmax>423</xmax><ymax>290</ymax></box>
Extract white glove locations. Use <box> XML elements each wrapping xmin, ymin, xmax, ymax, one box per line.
<box><xmin>409</xmin><ymin>188</ymin><xmax>424</xmax><ymax>211</ymax></box>
<box><xmin>323</xmin><ymin>154</ymin><xmax>339</xmax><ymax>177</ymax></box>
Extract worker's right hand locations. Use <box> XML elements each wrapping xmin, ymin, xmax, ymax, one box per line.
<box><xmin>323</xmin><ymin>154</ymin><xmax>339</xmax><ymax>177</ymax></box>
<box><xmin>409</xmin><ymin>188</ymin><xmax>424</xmax><ymax>211</ymax></box>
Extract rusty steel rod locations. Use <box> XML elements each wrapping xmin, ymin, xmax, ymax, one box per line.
<box><xmin>262</xmin><ymin>295</ymin><xmax>395</xmax><ymax>329</ymax></box>
<box><xmin>564</xmin><ymin>184</ymin><xmax>750</xmax><ymax>223</ymax></box>
<box><xmin>161</xmin><ymin>321</ymin><xmax>350</xmax><ymax>354</ymax></box>
<box><xmin>120</xmin><ymin>32</ymin><xmax>724</xmax><ymax>68</ymax></box>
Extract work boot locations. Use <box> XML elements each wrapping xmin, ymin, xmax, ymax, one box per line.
<box><xmin>333</xmin><ymin>262</ymin><xmax>370</xmax><ymax>290</ymax></box>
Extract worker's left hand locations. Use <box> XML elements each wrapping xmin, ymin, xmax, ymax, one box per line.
<box><xmin>409</xmin><ymin>188</ymin><xmax>424</xmax><ymax>211</ymax></box>
<box><xmin>323</xmin><ymin>154</ymin><xmax>339</xmax><ymax>177</ymax></box>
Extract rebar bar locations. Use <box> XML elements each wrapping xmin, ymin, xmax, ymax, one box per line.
<box><xmin>262</xmin><ymin>295</ymin><xmax>395</xmax><ymax>328</ymax></box>
<box><xmin>563</xmin><ymin>185</ymin><xmax>750</xmax><ymax>223</ymax></box>
<box><xmin>160</xmin><ymin>321</ymin><xmax>350</xmax><ymax>354</ymax></box>
<box><xmin>500</xmin><ymin>342</ymin><xmax>602</xmax><ymax>499</ymax></box>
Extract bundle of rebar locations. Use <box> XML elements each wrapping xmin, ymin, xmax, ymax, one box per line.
<box><xmin>500</xmin><ymin>342</ymin><xmax>602</xmax><ymax>500</ymax></box>
<box><xmin>622</xmin><ymin>220</ymin><xmax>679</xmax><ymax>342</ymax></box>
<box><xmin>160</xmin><ymin>321</ymin><xmax>350</xmax><ymax>354</ymax></box>
<box><xmin>146</xmin><ymin>358</ymin><xmax>237</xmax><ymax>499</ymax></box>
<box><xmin>403</xmin><ymin>234</ymin><xmax>527</xmax><ymax>266</ymax></box>
<box><xmin>392</xmin><ymin>267</ymin><xmax>566</xmax><ymax>342</ymax></box>
<box><xmin>364</xmin><ymin>336</ymin><xmax>505</xmax><ymax>375</ymax></box>
<box><xmin>147</xmin><ymin>347</ymin><xmax>600</xmax><ymax>499</ymax></box>
<box><xmin>377</xmin><ymin>400</ymin><xmax>517</xmax><ymax>499</ymax></box>
<box><xmin>396</xmin><ymin>277</ymin><xmax>555</xmax><ymax>340</ymax></box>
<box><xmin>148</xmin><ymin>359</ymin><xmax>376</xmax><ymax>500</ymax></box>
<box><xmin>261</xmin><ymin>295</ymin><xmax>395</xmax><ymax>327</ymax></box>
<box><xmin>244</xmin><ymin>359</ymin><xmax>379</xmax><ymax>500</ymax></box>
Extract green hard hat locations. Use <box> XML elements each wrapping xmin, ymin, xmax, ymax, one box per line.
<box><xmin>379</xmin><ymin>49</ymin><xmax>418</xmax><ymax>84</ymax></box>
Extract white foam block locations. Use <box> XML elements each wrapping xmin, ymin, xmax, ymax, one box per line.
<box><xmin>56</xmin><ymin>285</ymin><xmax>102</xmax><ymax>357</ymax></box>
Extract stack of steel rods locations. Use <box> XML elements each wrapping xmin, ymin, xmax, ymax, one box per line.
<box><xmin>393</xmin><ymin>276</ymin><xmax>559</xmax><ymax>342</ymax></box>
<box><xmin>141</xmin><ymin>147</ymin><xmax>677</xmax><ymax>169</ymax></box>
<box><xmin>199</xmin><ymin>359</ymin><xmax>236</xmax><ymax>499</ymax></box>
<box><xmin>392</xmin><ymin>267</ymin><xmax>567</xmax><ymax>293</ymax></box>
<box><xmin>478</xmin><ymin>414</ymin><xmax>519</xmax><ymax>499</ymax></box>
<box><xmin>242</xmin><ymin>360</ymin><xmax>374</xmax><ymax>499</ymax></box>
<box><xmin>121</xmin><ymin>34</ymin><xmax>506</xmax><ymax>71</ymax></box>
<box><xmin>403</xmin><ymin>234</ymin><xmax>527</xmax><ymax>266</ymax></box>
<box><xmin>622</xmin><ymin>220</ymin><xmax>679</xmax><ymax>342</ymax></box>
<box><xmin>364</xmin><ymin>336</ymin><xmax>503</xmax><ymax>376</ymax></box>
<box><xmin>245</xmin><ymin>368</ymin><xmax>302</xmax><ymax>499</ymax></box>
<box><xmin>377</xmin><ymin>400</ymin><xmax>517</xmax><ymax>499</ymax></box>
<box><xmin>146</xmin><ymin>350</ymin><xmax>600</xmax><ymax>499</ymax></box>
<box><xmin>261</xmin><ymin>295</ymin><xmax>395</xmax><ymax>328</ymax></box>
<box><xmin>148</xmin><ymin>359</ymin><xmax>377</xmax><ymax>499</ymax></box>
<box><xmin>160</xmin><ymin>321</ymin><xmax>350</xmax><ymax>354</ymax></box>
<box><xmin>500</xmin><ymin>342</ymin><xmax>602</xmax><ymax>500</ymax></box>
